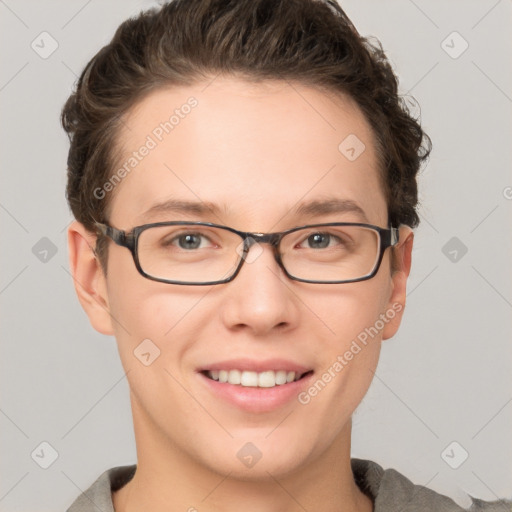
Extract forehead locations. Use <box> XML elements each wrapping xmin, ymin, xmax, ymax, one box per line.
<box><xmin>107</xmin><ymin>77</ymin><xmax>387</xmax><ymax>230</ymax></box>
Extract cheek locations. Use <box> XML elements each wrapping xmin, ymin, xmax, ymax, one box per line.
<box><xmin>104</xmin><ymin>280</ymin><xmax>229</xmax><ymax>464</ymax></box>
<box><xmin>109</xmin><ymin>289</ymin><xmax>209</xmax><ymax>364</ymax></box>
<box><xmin>310</xmin><ymin>294</ymin><xmax>383</xmax><ymax>401</ymax></box>
<box><xmin>106</xmin><ymin>246</ymin><xmax>201</xmax><ymax>336</ymax></box>
<box><xmin>303</xmin><ymin>277</ymin><xmax>392</xmax><ymax>409</ymax></box>
<box><xmin>104</xmin><ymin>253</ymin><xmax>211</xmax><ymax>374</ymax></box>
<box><xmin>313</xmin><ymin>275</ymin><xmax>392</xmax><ymax>352</ymax></box>
<box><xmin>106</xmin><ymin>284</ymin><xmax>212</xmax><ymax>424</ymax></box>
<box><xmin>284</xmin><ymin>286</ymin><xmax>386</xmax><ymax>462</ymax></box>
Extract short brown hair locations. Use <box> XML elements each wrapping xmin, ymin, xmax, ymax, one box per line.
<box><xmin>61</xmin><ymin>0</ymin><xmax>431</xmax><ymax>272</ymax></box>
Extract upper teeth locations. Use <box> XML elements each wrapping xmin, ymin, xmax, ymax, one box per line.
<box><xmin>207</xmin><ymin>369</ymin><xmax>301</xmax><ymax>387</ymax></box>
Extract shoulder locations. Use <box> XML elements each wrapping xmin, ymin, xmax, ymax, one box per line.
<box><xmin>66</xmin><ymin>465</ymin><xmax>136</xmax><ymax>512</ymax></box>
<box><xmin>351</xmin><ymin>458</ymin><xmax>511</xmax><ymax>512</ymax></box>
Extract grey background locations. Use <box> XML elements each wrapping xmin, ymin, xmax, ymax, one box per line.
<box><xmin>1</xmin><ymin>1</ymin><xmax>511</xmax><ymax>510</ymax></box>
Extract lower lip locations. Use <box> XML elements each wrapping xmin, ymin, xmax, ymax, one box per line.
<box><xmin>198</xmin><ymin>372</ymin><xmax>314</xmax><ymax>413</ymax></box>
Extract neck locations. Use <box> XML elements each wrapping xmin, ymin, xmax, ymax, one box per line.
<box><xmin>113</xmin><ymin>396</ymin><xmax>373</xmax><ymax>512</ymax></box>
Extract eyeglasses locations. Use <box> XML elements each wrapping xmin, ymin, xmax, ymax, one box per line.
<box><xmin>94</xmin><ymin>221</ymin><xmax>399</xmax><ymax>285</ymax></box>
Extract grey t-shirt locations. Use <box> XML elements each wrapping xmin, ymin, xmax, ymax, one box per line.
<box><xmin>66</xmin><ymin>458</ymin><xmax>511</xmax><ymax>511</ymax></box>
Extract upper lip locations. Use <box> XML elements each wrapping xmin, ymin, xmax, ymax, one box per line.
<box><xmin>198</xmin><ymin>358</ymin><xmax>312</xmax><ymax>374</ymax></box>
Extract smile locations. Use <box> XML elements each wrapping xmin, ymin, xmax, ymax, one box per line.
<box><xmin>203</xmin><ymin>369</ymin><xmax>312</xmax><ymax>388</ymax></box>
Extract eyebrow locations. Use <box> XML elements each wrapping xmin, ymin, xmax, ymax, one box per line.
<box><xmin>139</xmin><ymin>199</ymin><xmax>223</xmax><ymax>220</ymax></box>
<box><xmin>292</xmin><ymin>198</ymin><xmax>369</xmax><ymax>223</ymax></box>
<box><xmin>137</xmin><ymin>197</ymin><xmax>369</xmax><ymax>223</ymax></box>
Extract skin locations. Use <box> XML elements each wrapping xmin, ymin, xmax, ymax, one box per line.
<box><xmin>68</xmin><ymin>77</ymin><xmax>413</xmax><ymax>512</ymax></box>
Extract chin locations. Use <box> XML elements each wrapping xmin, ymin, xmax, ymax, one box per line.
<box><xmin>190</xmin><ymin>429</ymin><xmax>318</xmax><ymax>481</ymax></box>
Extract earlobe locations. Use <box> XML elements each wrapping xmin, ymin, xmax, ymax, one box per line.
<box><xmin>382</xmin><ymin>226</ymin><xmax>414</xmax><ymax>340</ymax></box>
<box><xmin>67</xmin><ymin>221</ymin><xmax>115</xmax><ymax>336</ymax></box>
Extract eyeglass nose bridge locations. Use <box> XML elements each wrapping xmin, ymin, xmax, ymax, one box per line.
<box><xmin>239</xmin><ymin>232</ymin><xmax>284</xmax><ymax>266</ymax></box>
<box><xmin>241</xmin><ymin>231</ymin><xmax>283</xmax><ymax>251</ymax></box>
<box><xmin>243</xmin><ymin>232</ymin><xmax>281</xmax><ymax>247</ymax></box>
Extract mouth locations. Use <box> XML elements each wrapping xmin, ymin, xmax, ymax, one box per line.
<box><xmin>201</xmin><ymin>369</ymin><xmax>314</xmax><ymax>388</ymax></box>
<box><xmin>197</xmin><ymin>359</ymin><xmax>315</xmax><ymax>413</ymax></box>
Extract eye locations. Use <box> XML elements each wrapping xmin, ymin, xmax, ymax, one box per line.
<box><xmin>299</xmin><ymin>232</ymin><xmax>343</xmax><ymax>249</ymax></box>
<box><xmin>163</xmin><ymin>232</ymin><xmax>213</xmax><ymax>250</ymax></box>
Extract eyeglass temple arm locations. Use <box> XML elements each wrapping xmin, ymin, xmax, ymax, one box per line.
<box><xmin>385</xmin><ymin>226</ymin><xmax>400</xmax><ymax>247</ymax></box>
<box><xmin>94</xmin><ymin>222</ymin><xmax>133</xmax><ymax>248</ymax></box>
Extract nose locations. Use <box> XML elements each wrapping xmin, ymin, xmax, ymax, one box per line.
<box><xmin>219</xmin><ymin>241</ymin><xmax>300</xmax><ymax>336</ymax></box>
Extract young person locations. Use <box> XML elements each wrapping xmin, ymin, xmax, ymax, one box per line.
<box><xmin>62</xmin><ymin>1</ymin><xmax>510</xmax><ymax>510</ymax></box>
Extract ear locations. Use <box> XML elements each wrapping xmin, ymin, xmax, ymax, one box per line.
<box><xmin>382</xmin><ymin>225</ymin><xmax>414</xmax><ymax>340</ymax></box>
<box><xmin>67</xmin><ymin>220</ymin><xmax>115</xmax><ymax>336</ymax></box>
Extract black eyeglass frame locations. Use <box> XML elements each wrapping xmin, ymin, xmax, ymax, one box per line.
<box><xmin>94</xmin><ymin>221</ymin><xmax>399</xmax><ymax>286</ymax></box>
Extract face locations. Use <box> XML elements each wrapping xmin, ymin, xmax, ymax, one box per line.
<box><xmin>70</xmin><ymin>77</ymin><xmax>412</xmax><ymax>480</ymax></box>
